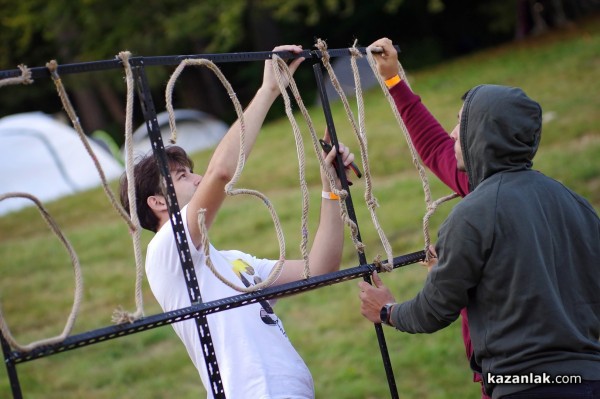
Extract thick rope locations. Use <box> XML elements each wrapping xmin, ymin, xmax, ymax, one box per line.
<box><xmin>111</xmin><ymin>51</ymin><xmax>145</xmax><ymax>324</ymax></box>
<box><xmin>0</xmin><ymin>193</ymin><xmax>83</xmax><ymax>352</ymax></box>
<box><xmin>0</xmin><ymin>64</ymin><xmax>33</xmax><ymax>88</ymax></box>
<box><xmin>269</xmin><ymin>57</ymin><xmax>312</xmax><ymax>279</ymax></box>
<box><xmin>45</xmin><ymin>60</ymin><xmax>136</xmax><ymax>233</ymax></box>
<box><xmin>316</xmin><ymin>38</ymin><xmax>393</xmax><ymax>271</ymax></box>
<box><xmin>364</xmin><ymin>49</ymin><xmax>458</xmax><ymax>261</ymax></box>
<box><xmin>271</xmin><ymin>54</ymin><xmax>365</xmax><ymax>259</ymax></box>
<box><xmin>165</xmin><ymin>58</ymin><xmax>286</xmax><ymax>292</ymax></box>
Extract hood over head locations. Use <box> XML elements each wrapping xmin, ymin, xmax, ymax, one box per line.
<box><xmin>460</xmin><ymin>85</ymin><xmax>542</xmax><ymax>191</ymax></box>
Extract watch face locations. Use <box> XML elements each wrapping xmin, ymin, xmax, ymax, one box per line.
<box><xmin>380</xmin><ymin>305</ymin><xmax>389</xmax><ymax>324</ymax></box>
<box><xmin>380</xmin><ymin>303</ymin><xmax>394</xmax><ymax>325</ymax></box>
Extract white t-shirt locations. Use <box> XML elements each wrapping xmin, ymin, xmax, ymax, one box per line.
<box><xmin>145</xmin><ymin>206</ymin><xmax>314</xmax><ymax>399</ymax></box>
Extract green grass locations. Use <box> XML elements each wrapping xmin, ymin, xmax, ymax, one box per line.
<box><xmin>1</xmin><ymin>16</ymin><xmax>599</xmax><ymax>399</ymax></box>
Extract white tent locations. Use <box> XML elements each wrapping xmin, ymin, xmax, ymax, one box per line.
<box><xmin>128</xmin><ymin>109</ymin><xmax>228</xmax><ymax>160</ymax></box>
<box><xmin>0</xmin><ymin>112</ymin><xmax>124</xmax><ymax>215</ymax></box>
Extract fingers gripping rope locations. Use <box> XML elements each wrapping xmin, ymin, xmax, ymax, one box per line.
<box><xmin>165</xmin><ymin>58</ymin><xmax>286</xmax><ymax>292</ymax></box>
<box><xmin>0</xmin><ymin>193</ymin><xmax>83</xmax><ymax>352</ymax></box>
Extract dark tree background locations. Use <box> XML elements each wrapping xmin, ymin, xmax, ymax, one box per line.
<box><xmin>0</xmin><ymin>0</ymin><xmax>597</xmax><ymax>145</ymax></box>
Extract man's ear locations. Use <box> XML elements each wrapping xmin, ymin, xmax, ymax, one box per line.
<box><xmin>147</xmin><ymin>195</ymin><xmax>167</xmax><ymax>212</ymax></box>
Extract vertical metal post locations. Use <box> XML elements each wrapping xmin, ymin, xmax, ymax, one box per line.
<box><xmin>312</xmin><ymin>61</ymin><xmax>400</xmax><ymax>399</ymax></box>
<box><xmin>129</xmin><ymin>59</ymin><xmax>225</xmax><ymax>399</ymax></box>
<box><xmin>1</xmin><ymin>335</ymin><xmax>23</xmax><ymax>399</ymax></box>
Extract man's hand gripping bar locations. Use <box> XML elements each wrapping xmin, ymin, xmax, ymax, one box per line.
<box><xmin>319</xmin><ymin>139</ymin><xmax>363</xmax><ymax>183</ymax></box>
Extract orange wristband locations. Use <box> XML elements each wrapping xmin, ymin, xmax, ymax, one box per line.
<box><xmin>321</xmin><ymin>191</ymin><xmax>340</xmax><ymax>200</ymax></box>
<box><xmin>384</xmin><ymin>75</ymin><xmax>401</xmax><ymax>88</ymax></box>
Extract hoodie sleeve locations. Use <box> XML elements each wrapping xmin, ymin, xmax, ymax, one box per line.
<box><xmin>390</xmin><ymin>202</ymin><xmax>487</xmax><ymax>333</ymax></box>
<box><xmin>390</xmin><ymin>81</ymin><xmax>470</xmax><ymax>197</ymax></box>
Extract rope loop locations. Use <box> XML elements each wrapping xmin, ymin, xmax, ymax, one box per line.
<box><xmin>0</xmin><ymin>193</ymin><xmax>83</xmax><ymax>352</ymax></box>
<box><xmin>165</xmin><ymin>58</ymin><xmax>287</xmax><ymax>290</ymax></box>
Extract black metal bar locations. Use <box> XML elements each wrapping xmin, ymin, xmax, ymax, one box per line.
<box><xmin>2</xmin><ymin>250</ymin><xmax>424</xmax><ymax>365</ymax></box>
<box><xmin>0</xmin><ymin>47</ymin><xmax>396</xmax><ymax>80</ymax></box>
<box><xmin>129</xmin><ymin>60</ymin><xmax>225</xmax><ymax>399</ymax></box>
<box><xmin>312</xmin><ymin>59</ymin><xmax>400</xmax><ymax>399</ymax></box>
<box><xmin>1</xmin><ymin>335</ymin><xmax>23</xmax><ymax>399</ymax></box>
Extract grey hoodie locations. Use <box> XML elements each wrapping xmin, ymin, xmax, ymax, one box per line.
<box><xmin>391</xmin><ymin>85</ymin><xmax>600</xmax><ymax>398</ymax></box>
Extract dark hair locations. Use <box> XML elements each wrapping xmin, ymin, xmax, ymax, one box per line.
<box><xmin>119</xmin><ymin>146</ymin><xmax>194</xmax><ymax>232</ymax></box>
<box><xmin>461</xmin><ymin>88</ymin><xmax>472</xmax><ymax>101</ymax></box>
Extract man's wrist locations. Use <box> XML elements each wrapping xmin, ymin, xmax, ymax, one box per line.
<box><xmin>257</xmin><ymin>85</ymin><xmax>281</xmax><ymax>102</ymax></box>
<box><xmin>384</xmin><ymin>74</ymin><xmax>401</xmax><ymax>89</ymax></box>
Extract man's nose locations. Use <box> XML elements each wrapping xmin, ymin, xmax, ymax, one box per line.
<box><xmin>450</xmin><ymin>129</ymin><xmax>458</xmax><ymax>141</ymax></box>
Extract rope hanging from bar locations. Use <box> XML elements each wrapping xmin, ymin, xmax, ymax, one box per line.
<box><xmin>363</xmin><ymin>44</ymin><xmax>459</xmax><ymax>262</ymax></box>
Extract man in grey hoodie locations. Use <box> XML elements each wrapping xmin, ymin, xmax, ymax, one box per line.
<box><xmin>358</xmin><ymin>84</ymin><xmax>600</xmax><ymax>398</ymax></box>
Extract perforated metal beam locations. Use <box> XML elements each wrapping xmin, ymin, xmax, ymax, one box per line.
<box><xmin>3</xmin><ymin>250</ymin><xmax>424</xmax><ymax>365</ymax></box>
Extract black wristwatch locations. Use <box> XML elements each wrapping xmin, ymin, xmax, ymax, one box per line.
<box><xmin>380</xmin><ymin>303</ymin><xmax>396</xmax><ymax>326</ymax></box>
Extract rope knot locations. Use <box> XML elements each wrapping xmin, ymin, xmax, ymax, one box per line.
<box><xmin>0</xmin><ymin>64</ymin><xmax>34</xmax><ymax>88</ymax></box>
<box><xmin>315</xmin><ymin>38</ymin><xmax>330</xmax><ymax>64</ymax></box>
<box><xmin>366</xmin><ymin>197</ymin><xmax>379</xmax><ymax>209</ymax></box>
<box><xmin>111</xmin><ymin>306</ymin><xmax>141</xmax><ymax>324</ymax></box>
<box><xmin>17</xmin><ymin>64</ymin><xmax>33</xmax><ymax>85</ymax></box>
<box><xmin>117</xmin><ymin>51</ymin><xmax>132</xmax><ymax>63</ymax></box>
<box><xmin>374</xmin><ymin>254</ymin><xmax>393</xmax><ymax>273</ymax></box>
<box><xmin>45</xmin><ymin>60</ymin><xmax>60</xmax><ymax>80</ymax></box>
<box><xmin>424</xmin><ymin>245</ymin><xmax>438</xmax><ymax>263</ymax></box>
<box><xmin>356</xmin><ymin>241</ymin><xmax>366</xmax><ymax>253</ymax></box>
<box><xmin>349</xmin><ymin>40</ymin><xmax>362</xmax><ymax>58</ymax></box>
<box><xmin>336</xmin><ymin>189</ymin><xmax>348</xmax><ymax>200</ymax></box>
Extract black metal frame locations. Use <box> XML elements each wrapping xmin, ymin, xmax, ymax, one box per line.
<box><xmin>1</xmin><ymin>46</ymin><xmax>410</xmax><ymax>399</ymax></box>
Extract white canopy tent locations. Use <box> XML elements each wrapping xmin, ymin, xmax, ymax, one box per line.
<box><xmin>0</xmin><ymin>112</ymin><xmax>124</xmax><ymax>215</ymax></box>
<box><xmin>127</xmin><ymin>109</ymin><xmax>228</xmax><ymax>160</ymax></box>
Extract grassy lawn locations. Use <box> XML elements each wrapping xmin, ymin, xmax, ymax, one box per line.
<box><xmin>1</xmin><ymin>15</ymin><xmax>599</xmax><ymax>399</ymax></box>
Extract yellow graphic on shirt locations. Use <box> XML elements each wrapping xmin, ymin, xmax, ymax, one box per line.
<box><xmin>230</xmin><ymin>259</ymin><xmax>278</xmax><ymax>326</ymax></box>
<box><xmin>232</xmin><ymin>259</ymin><xmax>255</xmax><ymax>278</ymax></box>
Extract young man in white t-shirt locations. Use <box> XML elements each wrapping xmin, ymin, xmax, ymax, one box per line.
<box><xmin>119</xmin><ymin>44</ymin><xmax>356</xmax><ymax>399</ymax></box>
